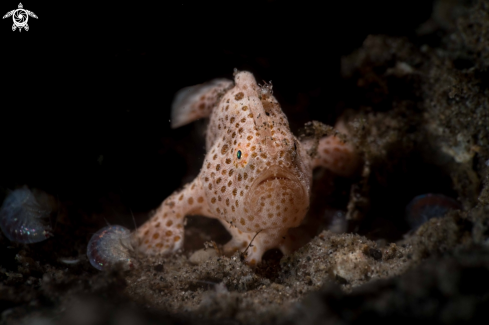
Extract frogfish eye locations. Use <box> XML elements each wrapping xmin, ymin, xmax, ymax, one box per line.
<box><xmin>237</xmin><ymin>150</ymin><xmax>242</xmax><ymax>159</ymax></box>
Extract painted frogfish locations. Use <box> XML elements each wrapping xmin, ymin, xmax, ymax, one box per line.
<box><xmin>90</xmin><ymin>71</ymin><xmax>359</xmax><ymax>268</ymax></box>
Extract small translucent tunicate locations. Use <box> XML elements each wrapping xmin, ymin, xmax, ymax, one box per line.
<box><xmin>324</xmin><ymin>209</ymin><xmax>347</xmax><ymax>234</ymax></box>
<box><xmin>87</xmin><ymin>225</ymin><xmax>134</xmax><ymax>270</ymax></box>
<box><xmin>0</xmin><ymin>186</ymin><xmax>53</xmax><ymax>243</ymax></box>
<box><xmin>405</xmin><ymin>193</ymin><xmax>462</xmax><ymax>230</ymax></box>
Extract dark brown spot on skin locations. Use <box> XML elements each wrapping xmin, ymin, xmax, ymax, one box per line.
<box><xmin>221</xmin><ymin>144</ymin><xmax>229</xmax><ymax>155</ymax></box>
<box><xmin>229</xmin><ymin>169</ymin><xmax>234</xmax><ymax>176</ymax></box>
<box><xmin>153</xmin><ymin>233</ymin><xmax>160</xmax><ymax>239</ymax></box>
<box><xmin>235</xmin><ymin>92</ymin><xmax>244</xmax><ymax>100</ymax></box>
<box><xmin>230</xmin><ymin>117</ymin><xmax>235</xmax><ymax>123</ymax></box>
<box><xmin>199</xmin><ymin>103</ymin><xmax>205</xmax><ymax>110</ymax></box>
<box><xmin>228</xmin><ymin>181</ymin><xmax>232</xmax><ymax>186</ymax></box>
<box><xmin>238</xmin><ymin>174</ymin><xmax>242</xmax><ymax>181</ymax></box>
<box><xmin>221</xmin><ymin>186</ymin><xmax>226</xmax><ymax>193</ymax></box>
<box><xmin>188</xmin><ymin>197</ymin><xmax>194</xmax><ymax>205</ymax></box>
<box><xmin>217</xmin><ymin>177</ymin><xmax>222</xmax><ymax>184</ymax></box>
<box><xmin>247</xmin><ymin>135</ymin><xmax>253</xmax><ymax>140</ymax></box>
<box><xmin>216</xmin><ymin>164</ymin><xmax>221</xmax><ymax>171</ymax></box>
<box><xmin>233</xmin><ymin>188</ymin><xmax>238</xmax><ymax>196</ymax></box>
<box><xmin>198</xmin><ymin>197</ymin><xmax>204</xmax><ymax>203</ymax></box>
<box><xmin>225</xmin><ymin>158</ymin><xmax>231</xmax><ymax>164</ymax></box>
<box><xmin>166</xmin><ymin>220</ymin><xmax>173</xmax><ymax>227</ymax></box>
<box><xmin>155</xmin><ymin>222</ymin><xmax>161</xmax><ymax>228</ymax></box>
<box><xmin>240</xmin><ymin>218</ymin><xmax>246</xmax><ymax>225</ymax></box>
<box><xmin>242</xmin><ymin>106</ymin><xmax>248</xmax><ymax>111</ymax></box>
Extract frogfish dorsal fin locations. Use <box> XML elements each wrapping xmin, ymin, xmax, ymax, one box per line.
<box><xmin>171</xmin><ymin>78</ymin><xmax>234</xmax><ymax>128</ymax></box>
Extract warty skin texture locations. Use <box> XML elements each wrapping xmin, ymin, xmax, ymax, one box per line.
<box><xmin>130</xmin><ymin>71</ymin><xmax>359</xmax><ymax>264</ymax></box>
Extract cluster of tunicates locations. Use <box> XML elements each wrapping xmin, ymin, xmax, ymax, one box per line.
<box><xmin>0</xmin><ymin>186</ymin><xmax>462</xmax><ymax>271</ymax></box>
<box><xmin>0</xmin><ymin>186</ymin><xmax>134</xmax><ymax>271</ymax></box>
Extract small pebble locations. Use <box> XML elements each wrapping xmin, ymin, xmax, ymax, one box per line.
<box><xmin>189</xmin><ymin>248</ymin><xmax>218</xmax><ymax>265</ymax></box>
<box><xmin>59</xmin><ymin>258</ymin><xmax>80</xmax><ymax>265</ymax></box>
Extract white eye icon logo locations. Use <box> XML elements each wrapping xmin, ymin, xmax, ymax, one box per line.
<box><xmin>3</xmin><ymin>3</ymin><xmax>38</xmax><ymax>32</ymax></box>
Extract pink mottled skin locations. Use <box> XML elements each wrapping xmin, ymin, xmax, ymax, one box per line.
<box><xmin>131</xmin><ymin>71</ymin><xmax>359</xmax><ymax>265</ymax></box>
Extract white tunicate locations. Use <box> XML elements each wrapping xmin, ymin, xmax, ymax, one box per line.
<box><xmin>0</xmin><ymin>186</ymin><xmax>53</xmax><ymax>243</ymax></box>
<box><xmin>324</xmin><ymin>209</ymin><xmax>347</xmax><ymax>234</ymax></box>
<box><xmin>87</xmin><ymin>225</ymin><xmax>134</xmax><ymax>271</ymax></box>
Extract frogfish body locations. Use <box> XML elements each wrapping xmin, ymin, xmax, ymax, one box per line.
<box><xmin>127</xmin><ymin>71</ymin><xmax>359</xmax><ymax>264</ymax></box>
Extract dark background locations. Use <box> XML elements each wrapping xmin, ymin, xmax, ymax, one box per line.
<box><xmin>0</xmin><ymin>0</ymin><xmax>434</xmax><ymax>227</ymax></box>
